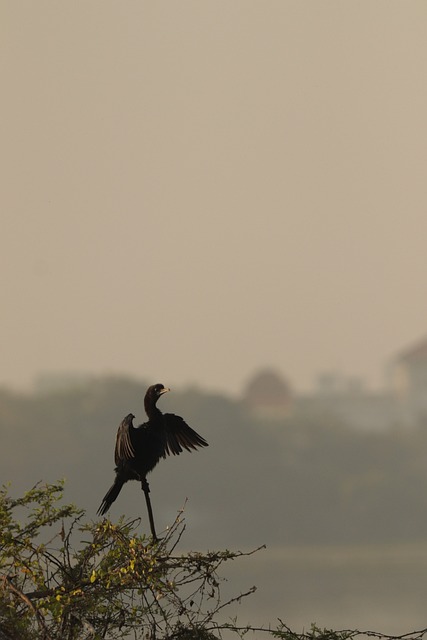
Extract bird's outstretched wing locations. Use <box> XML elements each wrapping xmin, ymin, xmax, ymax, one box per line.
<box><xmin>114</xmin><ymin>413</ymin><xmax>136</xmax><ymax>466</ymax></box>
<box><xmin>161</xmin><ymin>413</ymin><xmax>208</xmax><ymax>457</ymax></box>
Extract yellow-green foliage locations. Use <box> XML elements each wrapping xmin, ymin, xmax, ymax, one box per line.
<box><xmin>0</xmin><ymin>482</ymin><xmax>255</xmax><ymax>639</ymax></box>
<box><xmin>1</xmin><ymin>482</ymin><xmax>423</xmax><ymax>640</ymax></box>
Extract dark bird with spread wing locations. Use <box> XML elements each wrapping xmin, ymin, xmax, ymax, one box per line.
<box><xmin>97</xmin><ymin>383</ymin><xmax>208</xmax><ymax>538</ymax></box>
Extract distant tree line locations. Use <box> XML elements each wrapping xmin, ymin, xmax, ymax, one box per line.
<box><xmin>1</xmin><ymin>376</ymin><xmax>427</xmax><ymax>547</ymax></box>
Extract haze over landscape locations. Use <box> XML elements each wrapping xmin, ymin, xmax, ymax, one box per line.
<box><xmin>2</xmin><ymin>3</ymin><xmax>427</xmax><ymax>635</ymax></box>
<box><xmin>2</xmin><ymin>2</ymin><xmax>427</xmax><ymax>396</ymax></box>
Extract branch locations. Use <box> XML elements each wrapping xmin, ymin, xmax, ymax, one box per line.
<box><xmin>2</xmin><ymin>576</ymin><xmax>53</xmax><ymax>640</ymax></box>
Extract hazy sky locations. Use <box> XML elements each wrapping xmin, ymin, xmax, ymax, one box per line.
<box><xmin>2</xmin><ymin>2</ymin><xmax>427</xmax><ymax>395</ymax></box>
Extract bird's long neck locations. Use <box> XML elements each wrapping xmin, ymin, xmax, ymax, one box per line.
<box><xmin>144</xmin><ymin>397</ymin><xmax>162</xmax><ymax>421</ymax></box>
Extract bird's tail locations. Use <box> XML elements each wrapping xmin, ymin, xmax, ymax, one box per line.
<box><xmin>97</xmin><ymin>478</ymin><xmax>125</xmax><ymax>516</ymax></box>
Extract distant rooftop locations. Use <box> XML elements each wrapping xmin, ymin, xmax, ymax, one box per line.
<box><xmin>395</xmin><ymin>336</ymin><xmax>427</xmax><ymax>363</ymax></box>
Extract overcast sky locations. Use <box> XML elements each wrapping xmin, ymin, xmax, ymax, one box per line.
<box><xmin>2</xmin><ymin>2</ymin><xmax>427</xmax><ymax>395</ymax></box>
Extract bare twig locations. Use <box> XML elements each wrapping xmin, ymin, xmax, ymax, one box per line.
<box><xmin>2</xmin><ymin>576</ymin><xmax>53</xmax><ymax>640</ymax></box>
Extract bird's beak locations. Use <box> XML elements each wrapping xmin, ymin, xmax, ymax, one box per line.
<box><xmin>159</xmin><ymin>387</ymin><xmax>170</xmax><ymax>395</ymax></box>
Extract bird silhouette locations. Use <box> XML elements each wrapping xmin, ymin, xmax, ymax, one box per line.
<box><xmin>97</xmin><ymin>383</ymin><xmax>208</xmax><ymax>537</ymax></box>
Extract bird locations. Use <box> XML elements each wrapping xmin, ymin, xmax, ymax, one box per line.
<box><xmin>97</xmin><ymin>383</ymin><xmax>208</xmax><ymax>537</ymax></box>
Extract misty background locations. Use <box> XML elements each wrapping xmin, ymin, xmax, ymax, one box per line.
<box><xmin>3</xmin><ymin>373</ymin><xmax>427</xmax><ymax>633</ymax></box>
<box><xmin>2</xmin><ymin>1</ymin><xmax>427</xmax><ymax>634</ymax></box>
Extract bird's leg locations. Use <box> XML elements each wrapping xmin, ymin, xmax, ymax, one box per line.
<box><xmin>141</xmin><ymin>477</ymin><xmax>158</xmax><ymax>541</ymax></box>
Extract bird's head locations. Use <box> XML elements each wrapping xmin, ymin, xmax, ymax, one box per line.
<box><xmin>146</xmin><ymin>383</ymin><xmax>170</xmax><ymax>404</ymax></box>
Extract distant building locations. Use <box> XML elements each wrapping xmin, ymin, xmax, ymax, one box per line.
<box><xmin>299</xmin><ymin>372</ymin><xmax>398</xmax><ymax>431</ymax></box>
<box><xmin>243</xmin><ymin>369</ymin><xmax>293</xmax><ymax>420</ymax></box>
<box><xmin>243</xmin><ymin>333</ymin><xmax>427</xmax><ymax>431</ymax></box>
<box><xmin>390</xmin><ymin>336</ymin><xmax>427</xmax><ymax>426</ymax></box>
